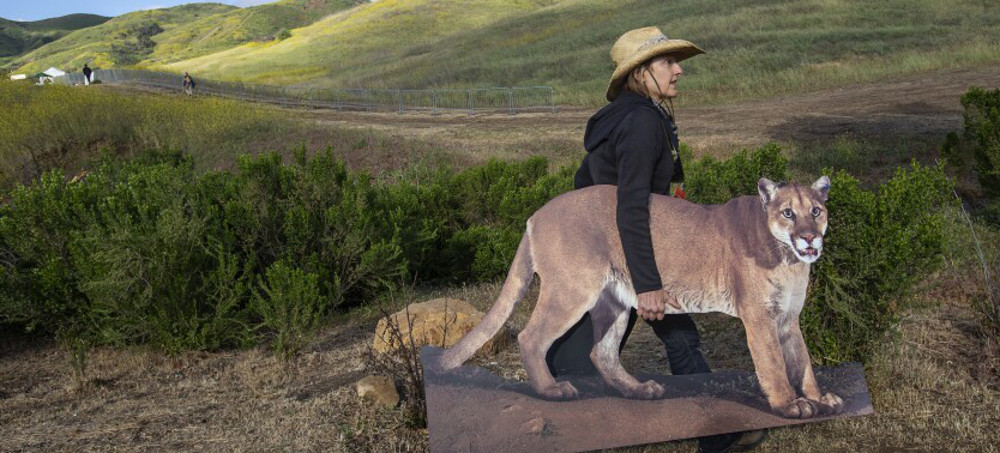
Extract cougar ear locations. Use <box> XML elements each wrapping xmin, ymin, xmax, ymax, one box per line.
<box><xmin>758</xmin><ymin>178</ymin><xmax>778</xmax><ymax>208</ymax></box>
<box><xmin>812</xmin><ymin>176</ymin><xmax>831</xmax><ymax>202</ymax></box>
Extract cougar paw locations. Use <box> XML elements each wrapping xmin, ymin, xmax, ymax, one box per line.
<box><xmin>819</xmin><ymin>392</ymin><xmax>844</xmax><ymax>414</ymax></box>
<box><xmin>624</xmin><ymin>380</ymin><xmax>665</xmax><ymax>400</ymax></box>
<box><xmin>539</xmin><ymin>381</ymin><xmax>579</xmax><ymax>400</ymax></box>
<box><xmin>775</xmin><ymin>397</ymin><xmax>820</xmax><ymax>419</ymax></box>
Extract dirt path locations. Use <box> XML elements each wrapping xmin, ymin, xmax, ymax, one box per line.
<box><xmin>289</xmin><ymin>66</ymin><xmax>999</xmax><ymax>161</ymax></box>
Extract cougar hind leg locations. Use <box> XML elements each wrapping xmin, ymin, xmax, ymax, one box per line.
<box><xmin>518</xmin><ymin>284</ymin><xmax>597</xmax><ymax>400</ymax></box>
<box><xmin>589</xmin><ymin>290</ymin><xmax>665</xmax><ymax>400</ymax></box>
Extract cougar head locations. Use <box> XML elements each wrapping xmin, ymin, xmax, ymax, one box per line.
<box><xmin>758</xmin><ymin>176</ymin><xmax>831</xmax><ymax>264</ymax></box>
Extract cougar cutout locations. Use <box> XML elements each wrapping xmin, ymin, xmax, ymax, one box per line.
<box><xmin>438</xmin><ymin>176</ymin><xmax>844</xmax><ymax>419</ymax></box>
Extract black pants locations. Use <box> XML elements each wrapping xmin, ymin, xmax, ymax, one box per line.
<box><xmin>545</xmin><ymin>311</ymin><xmax>710</xmax><ymax>377</ymax></box>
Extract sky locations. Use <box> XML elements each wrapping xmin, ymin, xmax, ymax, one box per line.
<box><xmin>0</xmin><ymin>0</ymin><xmax>275</xmax><ymax>22</ymax></box>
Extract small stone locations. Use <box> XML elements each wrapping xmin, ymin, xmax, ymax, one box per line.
<box><xmin>354</xmin><ymin>375</ymin><xmax>399</xmax><ymax>407</ymax></box>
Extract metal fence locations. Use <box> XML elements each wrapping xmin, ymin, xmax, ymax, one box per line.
<box><xmin>56</xmin><ymin>69</ymin><xmax>556</xmax><ymax>115</ymax></box>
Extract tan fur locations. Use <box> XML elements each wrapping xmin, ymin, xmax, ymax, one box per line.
<box><xmin>438</xmin><ymin>177</ymin><xmax>844</xmax><ymax>418</ymax></box>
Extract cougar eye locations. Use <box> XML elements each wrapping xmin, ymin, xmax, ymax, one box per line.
<box><xmin>811</xmin><ymin>206</ymin><xmax>822</xmax><ymax>217</ymax></box>
<box><xmin>782</xmin><ymin>208</ymin><xmax>793</xmax><ymax>219</ymax></box>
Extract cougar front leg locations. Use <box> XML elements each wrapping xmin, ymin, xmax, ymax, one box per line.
<box><xmin>782</xmin><ymin>318</ymin><xmax>843</xmax><ymax>415</ymax></box>
<box><xmin>741</xmin><ymin>307</ymin><xmax>820</xmax><ymax>419</ymax></box>
<box><xmin>589</xmin><ymin>296</ymin><xmax>664</xmax><ymax>399</ymax></box>
<box><xmin>518</xmin><ymin>286</ymin><xmax>595</xmax><ymax>400</ymax></box>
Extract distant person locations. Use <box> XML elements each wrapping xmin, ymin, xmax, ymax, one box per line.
<box><xmin>183</xmin><ymin>72</ymin><xmax>196</xmax><ymax>96</ymax></box>
<box><xmin>82</xmin><ymin>64</ymin><xmax>92</xmax><ymax>85</ymax></box>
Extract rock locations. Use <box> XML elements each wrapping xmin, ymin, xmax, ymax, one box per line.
<box><xmin>355</xmin><ymin>375</ymin><xmax>399</xmax><ymax>407</ymax></box>
<box><xmin>373</xmin><ymin>298</ymin><xmax>509</xmax><ymax>355</ymax></box>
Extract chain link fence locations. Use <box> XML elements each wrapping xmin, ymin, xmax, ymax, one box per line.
<box><xmin>56</xmin><ymin>69</ymin><xmax>556</xmax><ymax>115</ymax></box>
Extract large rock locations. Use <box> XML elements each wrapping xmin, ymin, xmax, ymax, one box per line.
<box><xmin>355</xmin><ymin>375</ymin><xmax>399</xmax><ymax>407</ymax></box>
<box><xmin>373</xmin><ymin>298</ymin><xmax>509</xmax><ymax>355</ymax></box>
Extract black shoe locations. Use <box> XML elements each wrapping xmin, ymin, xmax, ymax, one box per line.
<box><xmin>697</xmin><ymin>432</ymin><xmax>742</xmax><ymax>453</ymax></box>
<box><xmin>697</xmin><ymin>429</ymin><xmax>768</xmax><ymax>453</ymax></box>
<box><xmin>732</xmin><ymin>429</ymin><xmax>768</xmax><ymax>451</ymax></box>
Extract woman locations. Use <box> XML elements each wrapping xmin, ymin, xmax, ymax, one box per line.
<box><xmin>545</xmin><ymin>26</ymin><xmax>766</xmax><ymax>453</ymax></box>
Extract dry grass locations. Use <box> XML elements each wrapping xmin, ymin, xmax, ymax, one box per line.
<box><xmin>0</xmin><ymin>266</ymin><xmax>998</xmax><ymax>451</ymax></box>
<box><xmin>0</xmin><ymin>317</ymin><xmax>390</xmax><ymax>451</ymax></box>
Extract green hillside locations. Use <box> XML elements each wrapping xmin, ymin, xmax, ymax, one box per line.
<box><xmin>161</xmin><ymin>0</ymin><xmax>553</xmax><ymax>84</ymax></box>
<box><xmin>0</xmin><ymin>14</ymin><xmax>109</xmax><ymax>68</ymax></box>
<box><xmin>150</xmin><ymin>0</ymin><xmax>364</xmax><ymax>64</ymax></box>
<box><xmin>8</xmin><ymin>3</ymin><xmax>238</xmax><ymax>75</ymax></box>
<box><xmin>8</xmin><ymin>0</ymin><xmax>999</xmax><ymax>106</ymax></box>
<box><xmin>7</xmin><ymin>0</ymin><xmax>363</xmax><ymax>75</ymax></box>
<box><xmin>164</xmin><ymin>0</ymin><xmax>1000</xmax><ymax>106</ymax></box>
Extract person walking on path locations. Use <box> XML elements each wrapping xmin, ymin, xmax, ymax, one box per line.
<box><xmin>82</xmin><ymin>64</ymin><xmax>92</xmax><ymax>85</ymax></box>
<box><xmin>546</xmin><ymin>26</ymin><xmax>768</xmax><ymax>453</ymax></box>
<box><xmin>182</xmin><ymin>72</ymin><xmax>196</xmax><ymax>96</ymax></box>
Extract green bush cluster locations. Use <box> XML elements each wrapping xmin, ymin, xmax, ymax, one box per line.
<box><xmin>943</xmin><ymin>87</ymin><xmax>1000</xmax><ymax>199</ymax></box>
<box><xmin>0</xmin><ymin>142</ymin><xmax>954</xmax><ymax>365</ymax></box>
<box><xmin>0</xmin><ymin>149</ymin><xmax>409</xmax><ymax>352</ymax></box>
<box><xmin>683</xmin><ymin>143</ymin><xmax>789</xmax><ymax>204</ymax></box>
<box><xmin>0</xmin><ymin>149</ymin><xmax>572</xmax><ymax>352</ymax></box>
<box><xmin>804</xmin><ymin>162</ymin><xmax>955</xmax><ymax>364</ymax></box>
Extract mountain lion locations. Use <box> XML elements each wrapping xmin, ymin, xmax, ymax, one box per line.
<box><xmin>437</xmin><ymin>177</ymin><xmax>843</xmax><ymax>419</ymax></box>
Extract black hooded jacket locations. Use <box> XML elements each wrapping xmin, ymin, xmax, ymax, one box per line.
<box><xmin>574</xmin><ymin>91</ymin><xmax>684</xmax><ymax>293</ymax></box>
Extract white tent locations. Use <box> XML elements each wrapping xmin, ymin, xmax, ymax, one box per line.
<box><xmin>9</xmin><ymin>74</ymin><xmax>26</xmax><ymax>80</ymax></box>
<box><xmin>42</xmin><ymin>67</ymin><xmax>66</xmax><ymax>77</ymax></box>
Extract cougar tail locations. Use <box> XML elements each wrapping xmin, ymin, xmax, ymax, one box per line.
<box><xmin>438</xmin><ymin>227</ymin><xmax>535</xmax><ymax>370</ymax></box>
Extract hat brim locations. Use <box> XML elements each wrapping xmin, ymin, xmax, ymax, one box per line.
<box><xmin>606</xmin><ymin>40</ymin><xmax>705</xmax><ymax>102</ymax></box>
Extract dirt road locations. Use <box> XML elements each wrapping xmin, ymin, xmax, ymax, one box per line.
<box><xmin>291</xmin><ymin>66</ymin><xmax>999</xmax><ymax>163</ymax></box>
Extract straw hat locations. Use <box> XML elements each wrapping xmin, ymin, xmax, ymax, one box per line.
<box><xmin>606</xmin><ymin>26</ymin><xmax>705</xmax><ymax>101</ymax></box>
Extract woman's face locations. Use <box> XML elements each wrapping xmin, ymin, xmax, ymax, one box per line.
<box><xmin>640</xmin><ymin>55</ymin><xmax>683</xmax><ymax>100</ymax></box>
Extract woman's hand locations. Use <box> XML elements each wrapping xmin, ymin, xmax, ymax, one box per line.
<box><xmin>637</xmin><ymin>289</ymin><xmax>681</xmax><ymax>320</ymax></box>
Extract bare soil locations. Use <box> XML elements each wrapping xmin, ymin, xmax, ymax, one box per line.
<box><xmin>287</xmin><ymin>66</ymin><xmax>1000</xmax><ymax>166</ymax></box>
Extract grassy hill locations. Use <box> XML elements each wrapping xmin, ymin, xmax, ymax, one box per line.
<box><xmin>0</xmin><ymin>14</ymin><xmax>109</xmax><ymax>68</ymax></box>
<box><xmin>8</xmin><ymin>0</ymin><xmax>1000</xmax><ymax>106</ymax></box>
<box><xmin>8</xmin><ymin>3</ymin><xmax>238</xmax><ymax>75</ymax></box>
<box><xmin>7</xmin><ymin>0</ymin><xmax>363</xmax><ymax>76</ymax></box>
<box><xmin>150</xmin><ymin>0</ymin><xmax>364</xmax><ymax>64</ymax></box>
<box><xmin>161</xmin><ymin>0</ymin><xmax>556</xmax><ymax>85</ymax></box>
<box><xmin>164</xmin><ymin>0</ymin><xmax>1000</xmax><ymax>106</ymax></box>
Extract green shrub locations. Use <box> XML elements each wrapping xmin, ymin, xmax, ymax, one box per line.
<box><xmin>943</xmin><ymin>87</ymin><xmax>1000</xmax><ymax>198</ymax></box>
<box><xmin>254</xmin><ymin>260</ymin><xmax>327</xmax><ymax>359</ymax></box>
<box><xmin>431</xmin><ymin>157</ymin><xmax>573</xmax><ymax>281</ymax></box>
<box><xmin>804</xmin><ymin>161</ymin><xmax>955</xmax><ymax>364</ymax></box>
<box><xmin>70</xmin><ymin>155</ymin><xmax>253</xmax><ymax>352</ymax></box>
<box><xmin>0</xmin><ymin>142</ymin><xmax>954</xmax><ymax>364</ymax></box>
<box><xmin>0</xmin><ymin>148</ymin><xmax>409</xmax><ymax>353</ymax></box>
<box><xmin>0</xmin><ymin>169</ymin><xmax>97</xmax><ymax>335</ymax></box>
<box><xmin>684</xmin><ymin>143</ymin><xmax>790</xmax><ymax>204</ymax></box>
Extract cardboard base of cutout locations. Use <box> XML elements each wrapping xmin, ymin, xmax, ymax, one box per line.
<box><xmin>421</xmin><ymin>346</ymin><xmax>873</xmax><ymax>452</ymax></box>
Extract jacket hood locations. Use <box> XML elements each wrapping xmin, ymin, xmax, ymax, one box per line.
<box><xmin>583</xmin><ymin>91</ymin><xmax>661</xmax><ymax>152</ymax></box>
